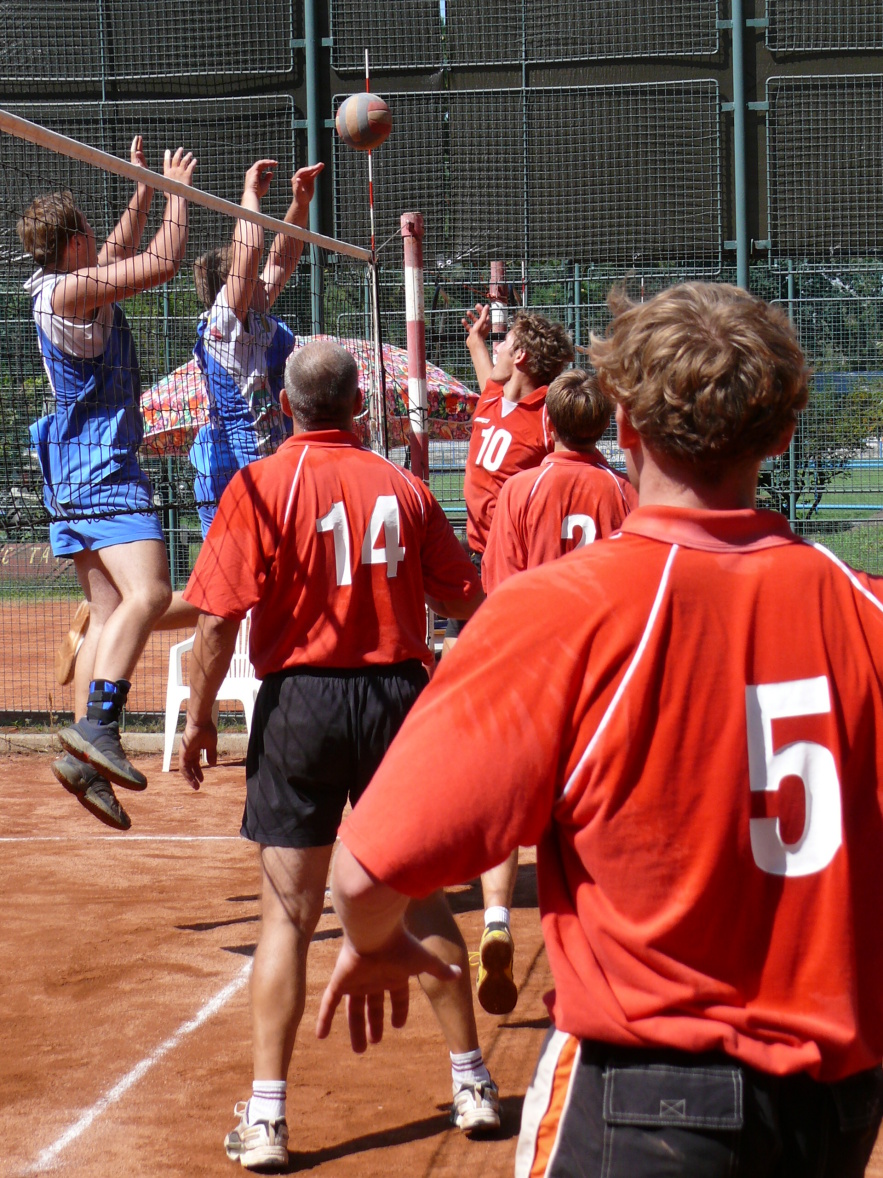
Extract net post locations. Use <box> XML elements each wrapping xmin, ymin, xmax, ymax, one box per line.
<box><xmin>401</xmin><ymin>212</ymin><xmax>428</xmax><ymax>485</ymax></box>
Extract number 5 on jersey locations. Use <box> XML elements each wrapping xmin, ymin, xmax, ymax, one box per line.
<box><xmin>317</xmin><ymin>496</ymin><xmax>406</xmax><ymax>586</ymax></box>
<box><xmin>745</xmin><ymin>676</ymin><xmax>842</xmax><ymax>878</ymax></box>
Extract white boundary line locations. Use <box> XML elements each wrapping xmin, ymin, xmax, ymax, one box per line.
<box><xmin>0</xmin><ymin>834</ymin><xmax>242</xmax><ymax>843</ymax></box>
<box><xmin>23</xmin><ymin>959</ymin><xmax>252</xmax><ymax>1174</ymax></box>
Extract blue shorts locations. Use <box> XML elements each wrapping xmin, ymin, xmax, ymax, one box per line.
<box><xmin>50</xmin><ymin>511</ymin><xmax>165</xmax><ymax>557</ymax></box>
<box><xmin>197</xmin><ymin>503</ymin><xmax>217</xmax><ymax>539</ymax></box>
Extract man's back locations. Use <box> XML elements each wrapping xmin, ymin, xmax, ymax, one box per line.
<box><xmin>482</xmin><ymin>450</ymin><xmax>637</xmax><ymax>591</ymax></box>
<box><xmin>186</xmin><ymin>429</ymin><xmax>476</xmax><ymax>675</ymax></box>
<box><xmin>343</xmin><ymin>505</ymin><xmax>883</xmax><ymax>1081</ymax></box>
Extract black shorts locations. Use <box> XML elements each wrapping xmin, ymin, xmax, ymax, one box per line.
<box><xmin>444</xmin><ymin>548</ymin><xmax>483</xmax><ymax>639</ymax></box>
<box><xmin>242</xmin><ymin>660</ymin><xmax>428</xmax><ymax>848</ymax></box>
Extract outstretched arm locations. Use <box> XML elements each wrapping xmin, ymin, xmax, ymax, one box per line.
<box><xmin>462</xmin><ymin>303</ymin><xmax>493</xmax><ymax>390</ymax></box>
<box><xmin>98</xmin><ymin>136</ymin><xmax>155</xmax><ymax>266</ymax></box>
<box><xmin>316</xmin><ymin>845</ymin><xmax>460</xmax><ymax>1052</ymax></box>
<box><xmin>261</xmin><ymin>162</ymin><xmax>324</xmax><ymax>310</ymax></box>
<box><xmin>51</xmin><ymin>146</ymin><xmax>197</xmax><ymax>319</ymax></box>
<box><xmin>225</xmin><ymin>159</ymin><xmax>277</xmax><ymax>322</ymax></box>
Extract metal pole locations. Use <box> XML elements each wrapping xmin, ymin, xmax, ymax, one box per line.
<box><xmin>304</xmin><ymin>0</ymin><xmax>324</xmax><ymax>331</ymax></box>
<box><xmin>732</xmin><ymin>0</ymin><xmax>749</xmax><ymax>290</ymax></box>
<box><xmin>787</xmin><ymin>262</ymin><xmax>797</xmax><ymax>526</ymax></box>
<box><xmin>402</xmin><ymin>213</ymin><xmax>429</xmax><ymax>484</ymax></box>
<box><xmin>574</xmin><ymin>262</ymin><xmax>581</xmax><ymax>351</ymax></box>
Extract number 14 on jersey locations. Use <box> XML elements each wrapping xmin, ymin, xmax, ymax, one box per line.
<box><xmin>317</xmin><ymin>496</ymin><xmax>406</xmax><ymax>586</ymax></box>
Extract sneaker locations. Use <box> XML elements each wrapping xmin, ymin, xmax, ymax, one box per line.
<box><xmin>58</xmin><ymin>718</ymin><xmax>147</xmax><ymax>791</ymax></box>
<box><xmin>450</xmin><ymin>1079</ymin><xmax>501</xmax><ymax>1133</ymax></box>
<box><xmin>55</xmin><ymin>601</ymin><xmax>90</xmax><ymax>686</ymax></box>
<box><xmin>224</xmin><ymin>1101</ymin><xmax>289</xmax><ymax>1170</ymax></box>
<box><xmin>51</xmin><ymin>754</ymin><xmax>131</xmax><ymax>831</ymax></box>
<box><xmin>476</xmin><ymin>922</ymin><xmax>517</xmax><ymax>1015</ymax></box>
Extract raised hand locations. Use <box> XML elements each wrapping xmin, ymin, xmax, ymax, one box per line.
<box><xmin>164</xmin><ymin>147</ymin><xmax>197</xmax><ymax>187</ymax></box>
<box><xmin>462</xmin><ymin>302</ymin><xmax>491</xmax><ymax>342</ymax></box>
<box><xmin>244</xmin><ymin>159</ymin><xmax>278</xmax><ymax>202</ymax></box>
<box><xmin>291</xmin><ymin>162</ymin><xmax>325</xmax><ymax>210</ymax></box>
<box><xmin>130</xmin><ymin>135</ymin><xmax>148</xmax><ymax>170</ymax></box>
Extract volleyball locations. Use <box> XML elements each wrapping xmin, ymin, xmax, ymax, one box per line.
<box><xmin>335</xmin><ymin>94</ymin><xmax>393</xmax><ymax>152</ymax></box>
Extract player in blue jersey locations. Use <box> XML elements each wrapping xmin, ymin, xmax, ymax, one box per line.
<box><xmin>49</xmin><ymin>159</ymin><xmax>323</xmax><ymax>719</ymax></box>
<box><xmin>189</xmin><ymin>158</ymin><xmax>323</xmax><ymax>535</ymax></box>
<box><xmin>19</xmin><ymin>136</ymin><xmax>197</xmax><ymax>829</ymax></box>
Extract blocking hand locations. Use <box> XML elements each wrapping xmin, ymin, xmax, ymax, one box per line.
<box><xmin>291</xmin><ymin>162</ymin><xmax>325</xmax><ymax>209</ymax></box>
<box><xmin>462</xmin><ymin>302</ymin><xmax>491</xmax><ymax>342</ymax></box>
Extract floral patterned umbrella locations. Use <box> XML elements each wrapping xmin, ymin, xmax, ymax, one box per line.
<box><xmin>139</xmin><ymin>359</ymin><xmax>210</xmax><ymax>457</ymax></box>
<box><xmin>140</xmin><ymin>338</ymin><xmax>478</xmax><ymax>457</ymax></box>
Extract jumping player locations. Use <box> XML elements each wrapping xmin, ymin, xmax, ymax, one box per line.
<box><xmin>452</xmin><ymin>303</ymin><xmax>573</xmax><ymax>1017</ymax></box>
<box><xmin>319</xmin><ymin>282</ymin><xmax>883</xmax><ymax>1177</ymax></box>
<box><xmin>20</xmin><ymin>137</ymin><xmax>197</xmax><ymax>830</ymax></box>
<box><xmin>482</xmin><ymin>368</ymin><xmax>637</xmax><ymax>595</ymax></box>
<box><xmin>52</xmin><ymin>158</ymin><xmax>325</xmax><ymax>698</ymax></box>
<box><xmin>179</xmin><ymin>341</ymin><xmax>499</xmax><ymax>1171</ymax></box>
<box><xmin>190</xmin><ymin>157</ymin><xmax>323</xmax><ymax>536</ymax></box>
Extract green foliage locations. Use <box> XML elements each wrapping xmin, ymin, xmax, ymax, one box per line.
<box><xmin>758</xmin><ymin>371</ymin><xmax>883</xmax><ymax>521</ymax></box>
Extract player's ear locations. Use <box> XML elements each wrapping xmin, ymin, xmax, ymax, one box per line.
<box><xmin>767</xmin><ymin>421</ymin><xmax>796</xmax><ymax>457</ymax></box>
<box><xmin>280</xmin><ymin>388</ymin><xmax>293</xmax><ymax>418</ymax></box>
<box><xmin>353</xmin><ymin>387</ymin><xmax>364</xmax><ymax>417</ymax></box>
<box><xmin>615</xmin><ymin>403</ymin><xmax>640</xmax><ymax>451</ymax></box>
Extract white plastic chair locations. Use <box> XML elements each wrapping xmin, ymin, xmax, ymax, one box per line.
<box><xmin>162</xmin><ymin>613</ymin><xmax>260</xmax><ymax>772</ymax></box>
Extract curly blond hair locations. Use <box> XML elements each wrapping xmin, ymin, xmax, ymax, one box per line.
<box><xmin>508</xmin><ymin>312</ymin><xmax>574</xmax><ymax>385</ymax></box>
<box><xmin>16</xmin><ymin>191</ymin><xmax>85</xmax><ymax>269</ymax></box>
<box><xmin>546</xmin><ymin>369</ymin><xmax>612</xmax><ymax>448</ymax></box>
<box><xmin>589</xmin><ymin>282</ymin><xmax>809</xmax><ymax>474</ymax></box>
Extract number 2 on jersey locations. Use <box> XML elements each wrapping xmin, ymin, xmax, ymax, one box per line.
<box><xmin>744</xmin><ymin>676</ymin><xmax>842</xmax><ymax>878</ymax></box>
<box><xmin>317</xmin><ymin>496</ymin><xmax>406</xmax><ymax>587</ymax></box>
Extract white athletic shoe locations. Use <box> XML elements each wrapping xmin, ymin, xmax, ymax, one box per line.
<box><xmin>224</xmin><ymin>1101</ymin><xmax>289</xmax><ymax>1170</ymax></box>
<box><xmin>450</xmin><ymin>1078</ymin><xmax>501</xmax><ymax>1133</ymax></box>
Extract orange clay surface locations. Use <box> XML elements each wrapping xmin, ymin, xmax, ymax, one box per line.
<box><xmin>1</xmin><ymin>750</ymin><xmax>551</xmax><ymax>1177</ymax></box>
<box><xmin>3</xmin><ymin>747</ymin><xmax>883</xmax><ymax>1177</ymax></box>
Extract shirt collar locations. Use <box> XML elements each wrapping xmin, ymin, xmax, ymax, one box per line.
<box><xmin>281</xmin><ymin>428</ymin><xmax>363</xmax><ymax>449</ymax></box>
<box><xmin>620</xmin><ymin>504</ymin><xmax>798</xmax><ymax>552</ymax></box>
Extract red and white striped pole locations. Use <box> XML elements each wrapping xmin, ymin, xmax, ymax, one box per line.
<box><xmin>401</xmin><ymin>211</ymin><xmax>428</xmax><ymax>485</ymax></box>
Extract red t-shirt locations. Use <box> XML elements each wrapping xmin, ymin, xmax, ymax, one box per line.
<box><xmin>463</xmin><ymin>379</ymin><xmax>552</xmax><ymax>554</ymax></box>
<box><xmin>342</xmin><ymin>506</ymin><xmax>883</xmax><ymax>1081</ymax></box>
<box><xmin>184</xmin><ymin>430</ymin><xmax>480</xmax><ymax>675</ymax></box>
<box><xmin>482</xmin><ymin>449</ymin><xmax>638</xmax><ymax>592</ymax></box>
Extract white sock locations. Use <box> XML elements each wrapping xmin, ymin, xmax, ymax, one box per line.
<box><xmin>484</xmin><ymin>906</ymin><xmax>510</xmax><ymax>928</ymax></box>
<box><xmin>451</xmin><ymin>1048</ymin><xmax>491</xmax><ymax>1087</ymax></box>
<box><xmin>248</xmin><ymin>1080</ymin><xmax>287</xmax><ymax>1123</ymax></box>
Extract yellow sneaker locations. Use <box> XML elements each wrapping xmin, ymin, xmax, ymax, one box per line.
<box><xmin>476</xmin><ymin>922</ymin><xmax>517</xmax><ymax>1015</ymax></box>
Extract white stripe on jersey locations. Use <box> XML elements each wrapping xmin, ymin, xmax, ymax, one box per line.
<box><xmin>813</xmin><ymin>543</ymin><xmax>883</xmax><ymax>618</ymax></box>
<box><xmin>599</xmin><ymin>462</ymin><xmax>633</xmax><ymax>510</ymax></box>
<box><xmin>282</xmin><ymin>445</ymin><xmax>310</xmax><ymax>529</ymax></box>
<box><xmin>526</xmin><ymin>462</ymin><xmax>554</xmax><ymax>505</ymax></box>
<box><xmin>372</xmin><ymin>450</ymin><xmax>426</xmax><ymax>521</ymax></box>
<box><xmin>561</xmin><ymin>543</ymin><xmax>678</xmax><ymax>799</ymax></box>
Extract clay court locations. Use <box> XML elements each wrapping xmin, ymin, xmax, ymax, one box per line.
<box><xmin>2</xmin><ymin>745</ymin><xmax>553</xmax><ymax>1178</ymax></box>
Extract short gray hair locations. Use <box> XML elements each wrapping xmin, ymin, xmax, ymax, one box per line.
<box><xmin>284</xmin><ymin>341</ymin><xmax>361</xmax><ymax>430</ymax></box>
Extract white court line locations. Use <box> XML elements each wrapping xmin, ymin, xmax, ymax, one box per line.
<box><xmin>0</xmin><ymin>835</ymin><xmax>241</xmax><ymax>843</ymax></box>
<box><xmin>23</xmin><ymin>959</ymin><xmax>252</xmax><ymax>1174</ymax></box>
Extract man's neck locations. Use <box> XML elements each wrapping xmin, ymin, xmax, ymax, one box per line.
<box><xmin>636</xmin><ymin>452</ymin><xmax>761</xmax><ymax>511</ymax></box>
<box><xmin>501</xmin><ymin>370</ymin><xmax>541</xmax><ymax>403</ymax></box>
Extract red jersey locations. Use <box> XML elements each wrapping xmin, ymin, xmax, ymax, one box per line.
<box><xmin>482</xmin><ymin>449</ymin><xmax>637</xmax><ymax>592</ymax></box>
<box><xmin>184</xmin><ymin>430</ymin><xmax>480</xmax><ymax>675</ymax></box>
<box><xmin>342</xmin><ymin>506</ymin><xmax>883</xmax><ymax>1081</ymax></box>
<box><xmin>463</xmin><ymin>379</ymin><xmax>552</xmax><ymax>554</ymax></box>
